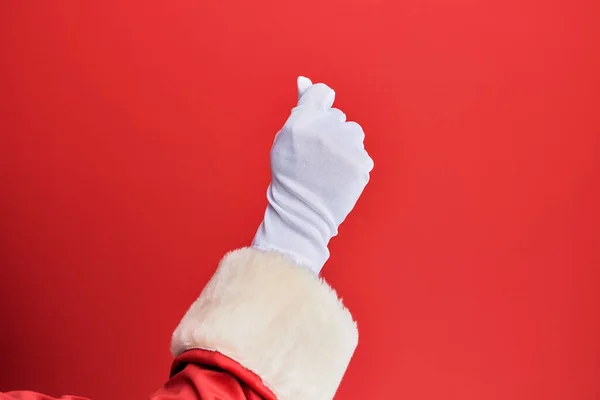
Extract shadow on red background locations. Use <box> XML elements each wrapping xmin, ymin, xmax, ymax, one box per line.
<box><xmin>1</xmin><ymin>1</ymin><xmax>599</xmax><ymax>399</ymax></box>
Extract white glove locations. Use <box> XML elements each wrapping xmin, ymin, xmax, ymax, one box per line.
<box><xmin>252</xmin><ymin>77</ymin><xmax>374</xmax><ymax>275</ymax></box>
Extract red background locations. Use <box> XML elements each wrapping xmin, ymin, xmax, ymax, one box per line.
<box><xmin>1</xmin><ymin>1</ymin><xmax>599</xmax><ymax>399</ymax></box>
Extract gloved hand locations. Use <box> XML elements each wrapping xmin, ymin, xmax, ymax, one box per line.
<box><xmin>252</xmin><ymin>77</ymin><xmax>374</xmax><ymax>275</ymax></box>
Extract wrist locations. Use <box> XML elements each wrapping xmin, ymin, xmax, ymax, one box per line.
<box><xmin>252</xmin><ymin>203</ymin><xmax>332</xmax><ymax>275</ymax></box>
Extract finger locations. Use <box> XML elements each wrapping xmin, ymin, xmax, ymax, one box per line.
<box><xmin>329</xmin><ymin>108</ymin><xmax>347</xmax><ymax>122</ymax></box>
<box><xmin>365</xmin><ymin>153</ymin><xmax>375</xmax><ymax>172</ymax></box>
<box><xmin>343</xmin><ymin>121</ymin><xmax>365</xmax><ymax>142</ymax></box>
<box><xmin>297</xmin><ymin>82</ymin><xmax>336</xmax><ymax>109</ymax></box>
<box><xmin>297</xmin><ymin>76</ymin><xmax>313</xmax><ymax>99</ymax></box>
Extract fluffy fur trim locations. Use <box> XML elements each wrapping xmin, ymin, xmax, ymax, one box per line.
<box><xmin>171</xmin><ymin>247</ymin><xmax>358</xmax><ymax>400</ymax></box>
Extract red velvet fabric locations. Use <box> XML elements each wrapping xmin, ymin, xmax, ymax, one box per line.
<box><xmin>1</xmin><ymin>349</ymin><xmax>276</xmax><ymax>400</ymax></box>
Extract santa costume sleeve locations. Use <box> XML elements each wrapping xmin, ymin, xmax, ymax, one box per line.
<box><xmin>2</xmin><ymin>247</ymin><xmax>358</xmax><ymax>400</ymax></box>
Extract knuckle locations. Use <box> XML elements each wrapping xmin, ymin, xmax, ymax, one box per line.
<box><xmin>329</xmin><ymin>108</ymin><xmax>346</xmax><ymax>122</ymax></box>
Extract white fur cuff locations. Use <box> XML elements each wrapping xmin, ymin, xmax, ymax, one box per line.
<box><xmin>171</xmin><ymin>247</ymin><xmax>358</xmax><ymax>400</ymax></box>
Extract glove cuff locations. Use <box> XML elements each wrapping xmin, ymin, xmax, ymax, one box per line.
<box><xmin>252</xmin><ymin>203</ymin><xmax>331</xmax><ymax>275</ymax></box>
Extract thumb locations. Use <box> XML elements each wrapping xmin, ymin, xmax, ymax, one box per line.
<box><xmin>297</xmin><ymin>76</ymin><xmax>312</xmax><ymax>99</ymax></box>
<box><xmin>296</xmin><ymin>77</ymin><xmax>335</xmax><ymax>109</ymax></box>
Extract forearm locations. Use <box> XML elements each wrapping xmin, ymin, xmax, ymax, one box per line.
<box><xmin>168</xmin><ymin>248</ymin><xmax>357</xmax><ymax>400</ymax></box>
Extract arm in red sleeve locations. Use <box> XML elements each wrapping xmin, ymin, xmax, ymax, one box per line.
<box><xmin>2</xmin><ymin>247</ymin><xmax>358</xmax><ymax>400</ymax></box>
<box><xmin>151</xmin><ymin>350</ymin><xmax>276</xmax><ymax>400</ymax></box>
<box><xmin>1</xmin><ymin>350</ymin><xmax>273</xmax><ymax>400</ymax></box>
<box><xmin>169</xmin><ymin>248</ymin><xmax>358</xmax><ymax>400</ymax></box>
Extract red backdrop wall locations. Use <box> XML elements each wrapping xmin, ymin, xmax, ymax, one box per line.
<box><xmin>1</xmin><ymin>1</ymin><xmax>598</xmax><ymax>399</ymax></box>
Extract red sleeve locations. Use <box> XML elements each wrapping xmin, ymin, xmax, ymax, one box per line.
<box><xmin>3</xmin><ymin>248</ymin><xmax>358</xmax><ymax>400</ymax></box>
<box><xmin>151</xmin><ymin>349</ymin><xmax>277</xmax><ymax>400</ymax></box>
<box><xmin>1</xmin><ymin>349</ymin><xmax>276</xmax><ymax>400</ymax></box>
